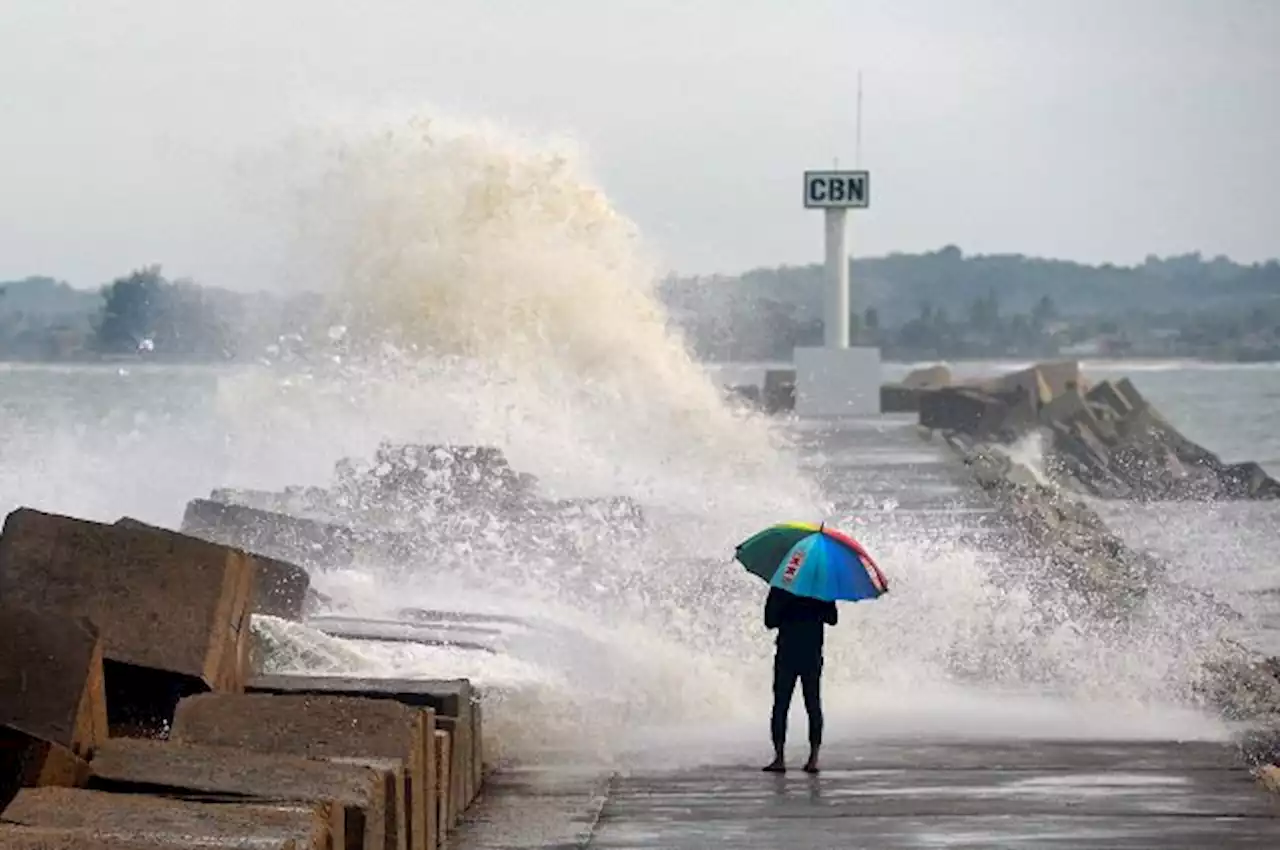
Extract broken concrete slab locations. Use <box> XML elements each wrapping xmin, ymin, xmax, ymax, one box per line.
<box><xmin>170</xmin><ymin>693</ymin><xmax>430</xmax><ymax>850</ymax></box>
<box><xmin>115</xmin><ymin>518</ymin><xmax>311</xmax><ymax>621</ymax></box>
<box><xmin>248</xmin><ymin>676</ymin><xmax>475</xmax><ymax>809</ymax></box>
<box><xmin>2</xmin><ymin>787</ymin><xmax>334</xmax><ymax>850</ymax></box>
<box><xmin>89</xmin><ymin>738</ymin><xmax>390</xmax><ymax>850</ymax></box>
<box><xmin>0</xmin><ymin>508</ymin><xmax>253</xmax><ymax>735</ymax></box>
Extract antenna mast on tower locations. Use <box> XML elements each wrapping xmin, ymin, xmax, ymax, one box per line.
<box><xmin>855</xmin><ymin>69</ymin><xmax>864</xmax><ymax>167</ymax></box>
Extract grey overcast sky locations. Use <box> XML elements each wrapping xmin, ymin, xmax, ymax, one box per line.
<box><xmin>1</xmin><ymin>0</ymin><xmax>1277</xmax><ymax>290</ymax></box>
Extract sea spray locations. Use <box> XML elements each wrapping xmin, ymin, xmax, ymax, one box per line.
<box><xmin>220</xmin><ymin>114</ymin><xmax>819</xmax><ymax>520</ymax></box>
<box><xmin>215</xmin><ymin>113</ymin><xmax>1240</xmax><ymax>758</ymax></box>
<box><xmin>211</xmin><ymin>113</ymin><xmax>828</xmax><ymax>759</ymax></box>
<box><xmin>0</xmin><ymin>113</ymin><xmax>1247</xmax><ymax>766</ymax></box>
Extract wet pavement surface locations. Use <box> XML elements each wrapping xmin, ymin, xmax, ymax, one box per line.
<box><xmin>454</xmin><ymin>739</ymin><xmax>1280</xmax><ymax>849</ymax></box>
<box><xmin>591</xmin><ymin>739</ymin><xmax>1280</xmax><ymax>849</ymax></box>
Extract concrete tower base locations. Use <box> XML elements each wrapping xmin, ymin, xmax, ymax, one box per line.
<box><xmin>793</xmin><ymin>346</ymin><xmax>882</xmax><ymax>417</ymax></box>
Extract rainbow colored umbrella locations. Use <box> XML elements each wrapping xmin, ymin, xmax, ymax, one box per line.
<box><xmin>734</xmin><ymin>521</ymin><xmax>889</xmax><ymax>602</ymax></box>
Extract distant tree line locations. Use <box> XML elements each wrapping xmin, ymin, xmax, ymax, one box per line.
<box><xmin>661</xmin><ymin>246</ymin><xmax>1280</xmax><ymax>362</ymax></box>
<box><xmin>4</xmin><ymin>246</ymin><xmax>1280</xmax><ymax>363</ymax></box>
<box><xmin>0</xmin><ymin>267</ymin><xmax>325</xmax><ymax>363</ymax></box>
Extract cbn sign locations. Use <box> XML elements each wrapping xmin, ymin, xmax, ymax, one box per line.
<box><xmin>803</xmin><ymin>170</ymin><xmax>870</xmax><ymax>209</ymax></box>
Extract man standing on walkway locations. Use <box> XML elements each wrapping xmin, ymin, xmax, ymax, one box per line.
<box><xmin>762</xmin><ymin>584</ymin><xmax>837</xmax><ymax>774</ymax></box>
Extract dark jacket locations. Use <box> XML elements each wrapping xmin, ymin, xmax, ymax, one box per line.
<box><xmin>764</xmin><ymin>587</ymin><xmax>837</xmax><ymax>667</ymax></box>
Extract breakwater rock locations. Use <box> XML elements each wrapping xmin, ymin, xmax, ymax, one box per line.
<box><xmin>911</xmin><ymin>364</ymin><xmax>1280</xmax><ymax>783</ymax></box>
<box><xmin>947</xmin><ymin>435</ymin><xmax>1280</xmax><ymax>714</ymax></box>
<box><xmin>184</xmin><ymin>442</ymin><xmax>646</xmax><ymax>571</ymax></box>
<box><xmin>0</xmin><ymin>505</ymin><xmax>488</xmax><ymax>849</ymax></box>
<box><xmin>890</xmin><ymin>360</ymin><xmax>1280</xmax><ymax>501</ymax></box>
<box><xmin>943</xmin><ymin>434</ymin><xmax>1166</xmax><ymax>617</ymax></box>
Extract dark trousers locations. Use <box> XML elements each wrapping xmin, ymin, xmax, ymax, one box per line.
<box><xmin>770</xmin><ymin>651</ymin><xmax>823</xmax><ymax>748</ymax></box>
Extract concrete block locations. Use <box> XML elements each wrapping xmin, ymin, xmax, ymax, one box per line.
<box><xmin>2</xmin><ymin>787</ymin><xmax>333</xmax><ymax>849</ymax></box>
<box><xmin>326</xmin><ymin>757</ymin><xmax>404</xmax><ymax>850</ymax></box>
<box><xmin>879</xmin><ymin>384</ymin><xmax>922</xmax><ymax>413</ymax></box>
<box><xmin>900</xmin><ymin>364</ymin><xmax>952</xmax><ymax>389</ymax></box>
<box><xmin>793</xmin><ymin>346</ymin><xmax>881</xmax><ymax>417</ymax></box>
<box><xmin>761</xmin><ymin>369</ymin><xmax>796</xmax><ymax>414</ymax></box>
<box><xmin>170</xmin><ymin>693</ymin><xmax>429</xmax><ymax>850</ymax></box>
<box><xmin>1049</xmin><ymin>422</ymin><xmax>1128</xmax><ymax>497</ymax></box>
<box><xmin>1039</xmin><ymin>386</ymin><xmax>1092</xmax><ymax>427</ymax></box>
<box><xmin>919</xmin><ymin>388</ymin><xmax>1009</xmax><ymax>435</ymax></box>
<box><xmin>0</xmin><ymin>604</ymin><xmax>106</xmax><ymax>810</ymax></box>
<box><xmin>0</xmin><ymin>825</ymin><xmax>290</xmax><ymax>850</ymax></box>
<box><xmin>883</xmin><ymin>365</ymin><xmax>952</xmax><ymax>413</ymax></box>
<box><xmin>1085</xmin><ymin>379</ymin><xmax>1134</xmax><ymax>418</ymax></box>
<box><xmin>470</xmin><ymin>698</ymin><xmax>483</xmax><ymax>794</ymax></box>
<box><xmin>180</xmin><ymin>499</ymin><xmax>357</xmax><ymax>569</ymax></box>
<box><xmin>983</xmin><ymin>361</ymin><xmax>1081</xmax><ymax>402</ymax></box>
<box><xmin>434</xmin><ymin>719</ymin><xmax>463</xmax><ymax>828</ymax></box>
<box><xmin>1113</xmin><ymin>377</ymin><xmax>1148</xmax><ymax>411</ymax></box>
<box><xmin>0</xmin><ymin>508</ymin><xmax>254</xmax><ymax>736</ymax></box>
<box><xmin>245</xmin><ymin>554</ymin><xmax>313</xmax><ymax>621</ymax></box>
<box><xmin>0</xmin><ymin>604</ymin><xmax>108</xmax><ymax>759</ymax></box>
<box><xmin>115</xmin><ymin>518</ymin><xmax>311</xmax><ymax>621</ymax></box>
<box><xmin>434</xmin><ymin>730</ymin><xmax>451</xmax><ymax>844</ymax></box>
<box><xmin>89</xmin><ymin>738</ymin><xmax>390</xmax><ymax>850</ymax></box>
<box><xmin>248</xmin><ymin>677</ymin><xmax>472</xmax><ymax>807</ymax></box>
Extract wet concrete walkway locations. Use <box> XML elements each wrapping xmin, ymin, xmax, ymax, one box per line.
<box><xmin>455</xmin><ymin>738</ymin><xmax>1280</xmax><ymax>849</ymax></box>
<box><xmin>590</xmin><ymin>739</ymin><xmax>1279</xmax><ymax>849</ymax></box>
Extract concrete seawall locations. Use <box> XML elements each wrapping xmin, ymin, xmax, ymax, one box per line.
<box><xmin>0</xmin><ymin>508</ymin><xmax>484</xmax><ymax>850</ymax></box>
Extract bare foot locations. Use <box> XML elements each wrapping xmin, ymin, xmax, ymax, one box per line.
<box><xmin>802</xmin><ymin>756</ymin><xmax>819</xmax><ymax>774</ymax></box>
<box><xmin>762</xmin><ymin>757</ymin><xmax>786</xmax><ymax>773</ymax></box>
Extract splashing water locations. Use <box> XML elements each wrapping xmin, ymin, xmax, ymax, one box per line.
<box><xmin>216</xmin><ymin>114</ymin><xmax>832</xmax><ymax>761</ymax></box>
<box><xmin>995</xmin><ymin>430</ymin><xmax>1054</xmax><ymax>488</ymax></box>
<box><xmin>227</xmin><ymin>114</ymin><xmax>818</xmax><ymax>519</ymax></box>
<box><xmin>0</xmin><ymin>114</ymin><xmax>1242</xmax><ymax>769</ymax></box>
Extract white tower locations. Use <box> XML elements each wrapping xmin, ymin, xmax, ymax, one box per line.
<box><xmin>792</xmin><ymin>75</ymin><xmax>882</xmax><ymax>418</ymax></box>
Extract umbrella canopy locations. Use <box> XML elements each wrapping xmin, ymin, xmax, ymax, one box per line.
<box><xmin>734</xmin><ymin>521</ymin><xmax>888</xmax><ymax>602</ymax></box>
